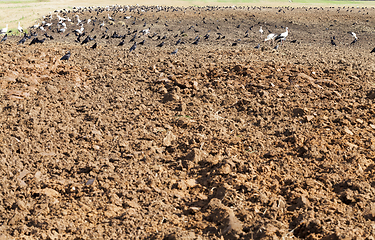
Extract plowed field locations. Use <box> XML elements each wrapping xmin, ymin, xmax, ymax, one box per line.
<box><xmin>1</xmin><ymin>5</ymin><xmax>375</xmax><ymax>239</ymax></box>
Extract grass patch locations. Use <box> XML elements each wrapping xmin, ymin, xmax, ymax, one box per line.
<box><xmin>0</xmin><ymin>0</ymin><xmax>37</xmax><ymax>3</ymax></box>
<box><xmin>0</xmin><ymin>0</ymin><xmax>49</xmax><ymax>3</ymax></box>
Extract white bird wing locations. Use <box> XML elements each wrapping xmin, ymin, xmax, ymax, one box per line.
<box><xmin>265</xmin><ymin>34</ymin><xmax>276</xmax><ymax>41</ymax></box>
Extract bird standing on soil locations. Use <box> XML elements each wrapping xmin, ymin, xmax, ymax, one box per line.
<box><xmin>350</xmin><ymin>32</ymin><xmax>358</xmax><ymax>45</ymax></box>
<box><xmin>156</xmin><ymin>41</ymin><xmax>164</xmax><ymax>47</ymax></box>
<box><xmin>18</xmin><ymin>22</ymin><xmax>23</xmax><ymax>34</ymax></box>
<box><xmin>171</xmin><ymin>49</ymin><xmax>178</xmax><ymax>54</ymax></box>
<box><xmin>74</xmin><ymin>25</ymin><xmax>84</xmax><ymax>35</ymax></box>
<box><xmin>259</xmin><ymin>26</ymin><xmax>263</xmax><ymax>37</ymax></box>
<box><xmin>76</xmin><ymin>15</ymin><xmax>82</xmax><ymax>25</ymax></box>
<box><xmin>91</xmin><ymin>42</ymin><xmax>97</xmax><ymax>49</ymax></box>
<box><xmin>29</xmin><ymin>37</ymin><xmax>38</xmax><ymax>45</ymax></box>
<box><xmin>60</xmin><ymin>51</ymin><xmax>71</xmax><ymax>61</ymax></box>
<box><xmin>18</xmin><ymin>36</ymin><xmax>26</xmax><ymax>45</ymax></box>
<box><xmin>350</xmin><ymin>38</ymin><xmax>357</xmax><ymax>45</ymax></box>
<box><xmin>192</xmin><ymin>37</ymin><xmax>200</xmax><ymax>45</ymax></box>
<box><xmin>264</xmin><ymin>33</ymin><xmax>277</xmax><ymax>44</ymax></box>
<box><xmin>1</xmin><ymin>34</ymin><xmax>7</xmax><ymax>43</ymax></box>
<box><xmin>331</xmin><ymin>37</ymin><xmax>337</xmax><ymax>46</ymax></box>
<box><xmin>81</xmin><ymin>36</ymin><xmax>91</xmax><ymax>45</ymax></box>
<box><xmin>371</xmin><ymin>47</ymin><xmax>375</xmax><ymax>53</ymax></box>
<box><xmin>1</xmin><ymin>24</ymin><xmax>8</xmax><ymax>34</ymax></box>
<box><xmin>254</xmin><ymin>43</ymin><xmax>260</xmax><ymax>49</ymax></box>
<box><xmin>129</xmin><ymin>42</ymin><xmax>137</xmax><ymax>52</ymax></box>
<box><xmin>275</xmin><ymin>27</ymin><xmax>289</xmax><ymax>45</ymax></box>
<box><xmin>351</xmin><ymin>32</ymin><xmax>357</xmax><ymax>40</ymax></box>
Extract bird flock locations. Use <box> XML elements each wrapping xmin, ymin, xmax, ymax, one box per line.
<box><xmin>0</xmin><ymin>5</ymin><xmax>373</xmax><ymax>61</ymax></box>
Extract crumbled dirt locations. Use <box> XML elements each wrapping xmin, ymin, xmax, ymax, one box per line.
<box><xmin>1</xmin><ymin>5</ymin><xmax>375</xmax><ymax>239</ymax></box>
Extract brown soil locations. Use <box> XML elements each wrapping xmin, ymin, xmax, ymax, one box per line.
<box><xmin>1</xmin><ymin>5</ymin><xmax>375</xmax><ymax>240</ymax></box>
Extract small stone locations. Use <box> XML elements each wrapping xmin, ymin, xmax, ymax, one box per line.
<box><xmin>18</xmin><ymin>170</ymin><xmax>30</xmax><ymax>179</ymax></box>
<box><xmin>16</xmin><ymin>200</ymin><xmax>27</xmax><ymax>211</ymax></box>
<box><xmin>178</xmin><ymin>103</ymin><xmax>186</xmax><ymax>112</ymax></box>
<box><xmin>185</xmin><ymin>179</ymin><xmax>197</xmax><ymax>188</ymax></box>
<box><xmin>40</xmin><ymin>188</ymin><xmax>60</xmax><ymax>198</ymax></box>
<box><xmin>86</xmin><ymin>178</ymin><xmax>95</xmax><ymax>186</ymax></box>
<box><xmin>162</xmin><ymin>92</ymin><xmax>180</xmax><ymax>102</ymax></box>
<box><xmin>163</xmin><ymin>131</ymin><xmax>176</xmax><ymax>147</ymax></box>
<box><xmin>298</xmin><ymin>72</ymin><xmax>315</xmax><ymax>81</ymax></box>
<box><xmin>35</xmin><ymin>171</ymin><xmax>42</xmax><ymax>180</ymax></box>
<box><xmin>158</xmin><ymin>86</ymin><xmax>168</xmax><ymax>94</ymax></box>
<box><xmin>344</xmin><ymin>127</ymin><xmax>353</xmax><ymax>135</ymax></box>
<box><xmin>370</xmin><ymin>124</ymin><xmax>375</xmax><ymax>129</ymax></box>
<box><xmin>46</xmin><ymin>84</ymin><xmax>58</xmax><ymax>94</ymax></box>
<box><xmin>104</xmin><ymin>204</ymin><xmax>123</xmax><ymax>218</ymax></box>
<box><xmin>18</xmin><ymin>179</ymin><xmax>27</xmax><ymax>188</ymax></box>
<box><xmin>192</xmin><ymin>81</ymin><xmax>199</xmax><ymax>90</ymax></box>
<box><xmin>356</xmin><ymin>118</ymin><xmax>364</xmax><ymax>124</ymax></box>
<box><xmin>306</xmin><ymin>115</ymin><xmax>314</xmax><ymax>122</ymax></box>
<box><xmin>364</xmin><ymin>203</ymin><xmax>375</xmax><ymax>220</ymax></box>
<box><xmin>296</xmin><ymin>195</ymin><xmax>310</xmax><ymax>208</ymax></box>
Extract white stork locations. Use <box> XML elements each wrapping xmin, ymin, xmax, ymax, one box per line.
<box><xmin>264</xmin><ymin>33</ymin><xmax>277</xmax><ymax>44</ymax></box>
<box><xmin>76</xmin><ymin>15</ymin><xmax>81</xmax><ymax>25</ymax></box>
<box><xmin>17</xmin><ymin>22</ymin><xmax>23</xmax><ymax>34</ymax></box>
<box><xmin>275</xmin><ymin>27</ymin><xmax>289</xmax><ymax>45</ymax></box>
<box><xmin>74</xmin><ymin>25</ymin><xmax>84</xmax><ymax>34</ymax></box>
<box><xmin>259</xmin><ymin>26</ymin><xmax>263</xmax><ymax>37</ymax></box>
<box><xmin>57</xmin><ymin>14</ymin><xmax>66</xmax><ymax>21</ymax></box>
<box><xmin>58</xmin><ymin>27</ymin><xmax>66</xmax><ymax>33</ymax></box>
<box><xmin>31</xmin><ymin>23</ymin><xmax>40</xmax><ymax>29</ymax></box>
<box><xmin>1</xmin><ymin>24</ymin><xmax>8</xmax><ymax>34</ymax></box>
<box><xmin>351</xmin><ymin>32</ymin><xmax>357</xmax><ymax>40</ymax></box>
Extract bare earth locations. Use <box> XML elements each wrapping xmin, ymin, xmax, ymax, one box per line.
<box><xmin>1</xmin><ymin>5</ymin><xmax>375</xmax><ymax>239</ymax></box>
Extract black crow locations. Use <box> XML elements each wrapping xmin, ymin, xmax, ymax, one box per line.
<box><xmin>18</xmin><ymin>37</ymin><xmax>26</xmax><ymax>45</ymax></box>
<box><xmin>81</xmin><ymin>36</ymin><xmax>90</xmax><ymax>44</ymax></box>
<box><xmin>156</xmin><ymin>41</ymin><xmax>164</xmax><ymax>47</ymax></box>
<box><xmin>29</xmin><ymin>38</ymin><xmax>38</xmax><ymax>45</ymax></box>
<box><xmin>350</xmin><ymin>38</ymin><xmax>357</xmax><ymax>45</ymax></box>
<box><xmin>171</xmin><ymin>49</ymin><xmax>178</xmax><ymax>54</ymax></box>
<box><xmin>331</xmin><ymin>39</ymin><xmax>336</xmax><ymax>46</ymax></box>
<box><xmin>38</xmin><ymin>38</ymin><xmax>46</xmax><ymax>44</ymax></box>
<box><xmin>0</xmin><ymin>34</ymin><xmax>7</xmax><ymax>43</ymax></box>
<box><xmin>60</xmin><ymin>51</ymin><xmax>71</xmax><ymax>60</ymax></box>
<box><xmin>192</xmin><ymin>37</ymin><xmax>200</xmax><ymax>45</ymax></box>
<box><xmin>129</xmin><ymin>42</ymin><xmax>137</xmax><ymax>52</ymax></box>
<box><xmin>130</xmin><ymin>34</ymin><xmax>137</xmax><ymax>42</ymax></box>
